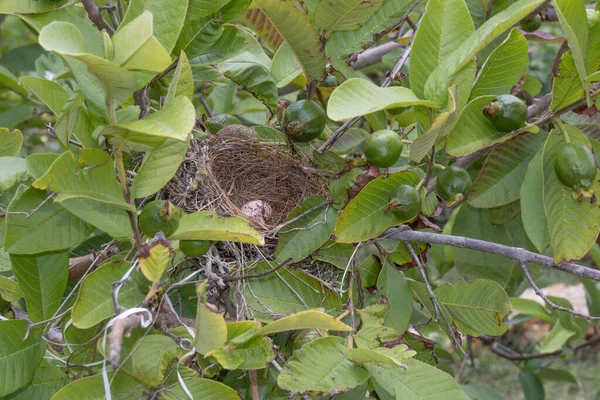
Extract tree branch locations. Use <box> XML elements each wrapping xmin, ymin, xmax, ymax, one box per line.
<box><xmin>81</xmin><ymin>0</ymin><xmax>115</xmax><ymax>35</ymax></box>
<box><xmin>384</xmin><ymin>227</ymin><xmax>600</xmax><ymax>282</ymax></box>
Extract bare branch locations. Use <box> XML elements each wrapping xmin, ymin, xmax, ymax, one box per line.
<box><xmin>81</xmin><ymin>0</ymin><xmax>115</xmax><ymax>35</ymax></box>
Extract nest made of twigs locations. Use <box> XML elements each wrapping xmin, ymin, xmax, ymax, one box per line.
<box><xmin>162</xmin><ymin>135</ymin><xmax>327</xmax><ymax>231</ymax></box>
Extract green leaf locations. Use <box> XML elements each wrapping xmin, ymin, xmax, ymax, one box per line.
<box><xmin>520</xmin><ymin>147</ymin><xmax>549</xmax><ymax>253</ymax></box>
<box><xmin>169</xmin><ymin>211</ymin><xmax>264</xmax><ymax>245</ymax></box>
<box><xmin>165</xmin><ymin>52</ymin><xmax>194</xmax><ymax>105</ymax></box>
<box><xmin>554</xmin><ymin>0</ymin><xmax>589</xmax><ymax>105</ymax></box>
<box><xmin>51</xmin><ymin>372</ymin><xmax>146</xmax><ymax>400</ymax></box>
<box><xmin>510</xmin><ymin>298</ymin><xmax>554</xmax><ymax>323</ymax></box>
<box><xmin>0</xmin><ymin>276</ymin><xmax>22</xmax><ymax>302</ymax></box>
<box><xmin>193</xmin><ymin>25</ymin><xmax>247</xmax><ymax>65</ymax></box>
<box><xmin>10</xmin><ymin>252</ymin><xmax>68</xmax><ymax>322</ymax></box>
<box><xmin>469</xmin><ymin>132</ymin><xmax>546</xmax><ymax>208</ymax></box>
<box><xmin>446</xmin><ymin>95</ymin><xmax>506</xmax><ymax>157</ymax></box>
<box><xmin>334</xmin><ymin>170</ymin><xmax>421</xmax><ymax>243</ymax></box>
<box><xmin>470</xmin><ymin>28</ymin><xmax>529</xmax><ymax>99</ymax></box>
<box><xmin>551</xmin><ymin>51</ymin><xmax>585</xmax><ymax>111</ymax></box>
<box><xmin>100</xmin><ymin>96</ymin><xmax>195</xmax><ymax>150</ymax></box>
<box><xmin>139</xmin><ymin>241</ymin><xmax>171</xmax><ymax>283</ymax></box>
<box><xmin>187</xmin><ymin>0</ymin><xmax>232</xmax><ymax>19</ymax></box>
<box><xmin>253</xmin><ymin>0</ymin><xmax>326</xmax><ymax>81</ymax></box>
<box><xmin>59</xmin><ymin>199</ymin><xmax>134</xmax><ymax>242</ymax></box>
<box><xmin>258</xmin><ymin>310</ymin><xmax>352</xmax><ymax>335</ymax></box>
<box><xmin>131</xmin><ymin>137</ymin><xmax>189</xmax><ymax>199</ymax></box>
<box><xmin>4</xmin><ymin>187</ymin><xmax>94</xmax><ymax>255</ymax></box>
<box><xmin>275</xmin><ymin>196</ymin><xmax>337</xmax><ymax>263</ymax></box>
<box><xmin>0</xmin><ymin>66</ymin><xmax>27</xmax><ymax>97</ymax></box>
<box><xmin>277</xmin><ymin>336</ymin><xmax>370</xmax><ymax>395</ymax></box>
<box><xmin>18</xmin><ymin>76</ymin><xmax>69</xmax><ymax>115</ymax></box>
<box><xmin>461</xmin><ymin>384</ymin><xmax>505</xmax><ymax>400</ymax></box>
<box><xmin>347</xmin><ymin>346</ymin><xmax>415</xmax><ymax>368</ymax></box>
<box><xmin>112</xmin><ymin>11</ymin><xmax>172</xmax><ymax>72</ymax></box>
<box><xmin>119</xmin><ymin>0</ymin><xmax>188</xmax><ymax>54</ymax></box>
<box><xmin>423</xmin><ymin>0</ymin><xmax>545</xmax><ymax>102</ymax></box>
<box><xmin>519</xmin><ymin>371</ymin><xmax>545</xmax><ymax>400</ymax></box>
<box><xmin>536</xmin><ymin>368</ymin><xmax>580</xmax><ymax>387</ymax></box>
<box><xmin>0</xmin><ymin>320</ymin><xmax>45</xmax><ymax>397</ymax></box>
<box><xmin>328</xmin><ymin>78</ymin><xmax>439</xmax><ymax>121</ymax></box>
<box><xmin>0</xmin><ymin>0</ymin><xmax>74</xmax><ymax>14</ymax></box>
<box><xmin>163</xmin><ymin>378</ymin><xmax>242</xmax><ymax>400</ymax></box>
<box><xmin>174</xmin><ymin>16</ymin><xmax>224</xmax><ymax>60</ymax></box>
<box><xmin>314</xmin><ymin>0</ymin><xmax>384</xmax><ymax>33</ymax></box>
<box><xmin>0</xmin><ymin>157</ymin><xmax>27</xmax><ymax>191</ymax></box>
<box><xmin>130</xmin><ymin>335</ymin><xmax>178</xmax><ymax>387</ymax></box>
<box><xmin>314</xmin><ymin>241</ymin><xmax>355</xmax><ymax>270</ymax></box>
<box><xmin>409</xmin><ymin>0</ymin><xmax>474</xmax><ymax>100</ymax></box>
<box><xmin>219</xmin><ymin>52</ymin><xmax>278</xmax><ymax>111</ymax></box>
<box><xmin>451</xmin><ymin>204</ymin><xmax>516</xmax><ymax>286</ymax></box>
<box><xmin>207</xmin><ymin>321</ymin><xmax>273</xmax><ymax>370</ymax></box>
<box><xmin>271</xmin><ymin>43</ymin><xmax>302</xmax><ymax>88</ymax></box>
<box><xmin>539</xmin><ymin>320</ymin><xmax>576</xmax><ymax>353</ymax></box>
<box><xmin>238</xmin><ymin>261</ymin><xmax>342</xmax><ymax>321</ymax></box>
<box><xmin>71</xmin><ymin>261</ymin><xmax>147</xmax><ymax>329</ymax></box>
<box><xmin>367</xmin><ymin>358</ymin><xmax>470</xmax><ymax>400</ymax></box>
<box><xmin>5</xmin><ymin>359</ymin><xmax>69</xmax><ymax>399</ymax></box>
<box><xmin>543</xmin><ymin>127</ymin><xmax>600</xmax><ymax>263</ymax></box>
<box><xmin>377</xmin><ymin>262</ymin><xmax>412</xmax><ymax>334</ymax></box>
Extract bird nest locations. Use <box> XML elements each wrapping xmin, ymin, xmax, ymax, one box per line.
<box><xmin>161</xmin><ymin>135</ymin><xmax>327</xmax><ymax>231</ymax></box>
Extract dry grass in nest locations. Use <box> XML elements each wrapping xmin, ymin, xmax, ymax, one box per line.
<box><xmin>162</xmin><ymin>135</ymin><xmax>327</xmax><ymax>231</ymax></box>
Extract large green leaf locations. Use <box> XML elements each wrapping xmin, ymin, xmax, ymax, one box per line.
<box><xmin>551</xmin><ymin>51</ymin><xmax>585</xmax><ymax>111</ymax></box>
<box><xmin>0</xmin><ymin>0</ymin><xmax>74</xmax><ymax>14</ymax></box>
<box><xmin>258</xmin><ymin>310</ymin><xmax>352</xmax><ymax>335</ymax></box>
<box><xmin>347</xmin><ymin>346</ymin><xmax>415</xmax><ymax>368</ymax></box>
<box><xmin>446</xmin><ymin>95</ymin><xmax>504</xmax><ymax>157</ymax></box>
<box><xmin>51</xmin><ymin>372</ymin><xmax>145</xmax><ymax>400</ymax></box>
<box><xmin>325</xmin><ymin>0</ymin><xmax>413</xmax><ymax>76</ymax></box>
<box><xmin>0</xmin><ymin>129</ymin><xmax>23</xmax><ymax>157</ymax></box>
<box><xmin>0</xmin><ymin>66</ymin><xmax>27</xmax><ymax>97</ymax></box>
<box><xmin>423</xmin><ymin>0</ymin><xmax>545</xmax><ymax>102</ymax></box>
<box><xmin>18</xmin><ymin>76</ymin><xmax>69</xmax><ymax>115</ymax></box>
<box><xmin>5</xmin><ymin>359</ymin><xmax>69</xmax><ymax>399</ymax></box>
<box><xmin>219</xmin><ymin>52</ymin><xmax>278</xmax><ymax>111</ymax></box>
<box><xmin>469</xmin><ymin>132</ymin><xmax>546</xmax><ymax>208</ymax></box>
<box><xmin>10</xmin><ymin>252</ymin><xmax>68</xmax><ymax>323</ymax></box>
<box><xmin>169</xmin><ymin>211</ymin><xmax>264</xmax><ymax>245</ymax></box>
<box><xmin>100</xmin><ymin>96</ymin><xmax>195</xmax><ymax>150</ymax></box>
<box><xmin>238</xmin><ymin>261</ymin><xmax>342</xmax><ymax>321</ymax></box>
<box><xmin>328</xmin><ymin>78</ymin><xmax>439</xmax><ymax>121</ymax></box>
<box><xmin>130</xmin><ymin>335</ymin><xmax>178</xmax><ymax>387</ymax></box>
<box><xmin>470</xmin><ymin>28</ymin><xmax>528</xmax><ymax>99</ymax></box>
<box><xmin>195</xmin><ymin>283</ymin><xmax>228</xmax><ymax>355</ymax></box>
<box><xmin>119</xmin><ymin>0</ymin><xmax>188</xmax><ymax>54</ymax></box>
<box><xmin>163</xmin><ymin>378</ymin><xmax>242</xmax><ymax>400</ymax></box>
<box><xmin>367</xmin><ymin>358</ymin><xmax>470</xmax><ymax>400</ymax></box>
<box><xmin>253</xmin><ymin>0</ymin><xmax>326</xmax><ymax>81</ymax></box>
<box><xmin>0</xmin><ymin>157</ymin><xmax>27</xmax><ymax>191</ymax></box>
<box><xmin>71</xmin><ymin>261</ymin><xmax>147</xmax><ymax>329</ymax></box>
<box><xmin>59</xmin><ymin>198</ymin><xmax>134</xmax><ymax>242</ymax></box>
<box><xmin>131</xmin><ymin>137</ymin><xmax>190</xmax><ymax>199</ymax></box>
<box><xmin>111</xmin><ymin>11</ymin><xmax>172</xmax><ymax>72</ymax></box>
<box><xmin>274</xmin><ymin>196</ymin><xmax>337</xmax><ymax>263</ymax></box>
<box><xmin>277</xmin><ymin>337</ymin><xmax>370</xmax><ymax>395</ymax></box>
<box><xmin>409</xmin><ymin>0</ymin><xmax>474</xmax><ymax>100</ymax></box>
<box><xmin>451</xmin><ymin>204</ymin><xmax>516</xmax><ymax>286</ymax></box>
<box><xmin>187</xmin><ymin>0</ymin><xmax>232</xmax><ymax>19</ymax></box>
<box><xmin>271</xmin><ymin>42</ymin><xmax>303</xmax><ymax>87</ymax></box>
<box><xmin>520</xmin><ymin>147</ymin><xmax>549</xmax><ymax>253</ymax></box>
<box><xmin>314</xmin><ymin>0</ymin><xmax>384</xmax><ymax>33</ymax></box>
<box><xmin>539</xmin><ymin>320</ymin><xmax>576</xmax><ymax>353</ymax></box>
<box><xmin>314</xmin><ymin>241</ymin><xmax>355</xmax><ymax>270</ymax></box>
<box><xmin>165</xmin><ymin>52</ymin><xmax>194</xmax><ymax>105</ymax></box>
<box><xmin>174</xmin><ymin>15</ymin><xmax>224</xmax><ymax>59</ymax></box>
<box><xmin>0</xmin><ymin>275</ymin><xmax>22</xmax><ymax>302</ymax></box>
<box><xmin>38</xmin><ymin>22</ymin><xmax>137</xmax><ymax>104</ymax></box>
<box><xmin>4</xmin><ymin>187</ymin><xmax>94</xmax><ymax>255</ymax></box>
<box><xmin>542</xmin><ymin>126</ymin><xmax>600</xmax><ymax>263</ymax></box>
<box><xmin>193</xmin><ymin>25</ymin><xmax>248</xmax><ymax>65</ymax></box>
<box><xmin>554</xmin><ymin>0</ymin><xmax>589</xmax><ymax>105</ymax></box>
<box><xmin>334</xmin><ymin>170</ymin><xmax>421</xmax><ymax>243</ymax></box>
<box><xmin>377</xmin><ymin>262</ymin><xmax>412</xmax><ymax>335</ymax></box>
<box><xmin>0</xmin><ymin>320</ymin><xmax>45</xmax><ymax>397</ymax></box>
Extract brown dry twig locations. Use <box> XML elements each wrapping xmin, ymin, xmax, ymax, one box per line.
<box><xmin>81</xmin><ymin>0</ymin><xmax>115</xmax><ymax>35</ymax></box>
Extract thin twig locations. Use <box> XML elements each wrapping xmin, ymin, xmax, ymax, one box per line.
<box><xmin>226</xmin><ymin>258</ymin><xmax>293</xmax><ymax>282</ymax></box>
<box><xmin>81</xmin><ymin>0</ymin><xmax>115</xmax><ymax>35</ymax></box>
<box><xmin>115</xmin><ymin>0</ymin><xmax>124</xmax><ymax>19</ymax></box>
<box><xmin>199</xmin><ymin>92</ymin><xmax>214</xmax><ymax>118</ymax></box>
<box><xmin>405</xmin><ymin>241</ymin><xmax>468</xmax><ymax>357</ymax></box>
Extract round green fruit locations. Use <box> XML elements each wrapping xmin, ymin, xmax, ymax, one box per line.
<box><xmin>554</xmin><ymin>142</ymin><xmax>597</xmax><ymax>195</ymax></box>
<box><xmin>386</xmin><ymin>184</ymin><xmax>421</xmax><ymax>221</ymax></box>
<box><xmin>484</xmin><ymin>95</ymin><xmax>527</xmax><ymax>132</ymax></box>
<box><xmin>436</xmin><ymin>165</ymin><xmax>472</xmax><ymax>206</ymax></box>
<box><xmin>321</xmin><ymin>75</ymin><xmax>339</xmax><ymax>88</ymax></box>
<box><xmin>363</xmin><ymin>130</ymin><xmax>403</xmax><ymax>168</ymax></box>
<box><xmin>282</xmin><ymin>100</ymin><xmax>326</xmax><ymax>142</ymax></box>
<box><xmin>138</xmin><ymin>200</ymin><xmax>182</xmax><ymax>238</ymax></box>
<box><xmin>520</xmin><ymin>15</ymin><xmax>542</xmax><ymax>32</ymax></box>
<box><xmin>205</xmin><ymin>114</ymin><xmax>241</xmax><ymax>134</ymax></box>
<box><xmin>179</xmin><ymin>240</ymin><xmax>213</xmax><ymax>257</ymax></box>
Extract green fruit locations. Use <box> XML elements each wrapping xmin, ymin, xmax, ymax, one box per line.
<box><xmin>436</xmin><ymin>165</ymin><xmax>472</xmax><ymax>206</ymax></box>
<box><xmin>321</xmin><ymin>76</ymin><xmax>339</xmax><ymax>88</ymax></box>
<box><xmin>484</xmin><ymin>94</ymin><xmax>527</xmax><ymax>132</ymax></box>
<box><xmin>205</xmin><ymin>114</ymin><xmax>241</xmax><ymax>134</ymax></box>
<box><xmin>282</xmin><ymin>100</ymin><xmax>326</xmax><ymax>142</ymax></box>
<box><xmin>179</xmin><ymin>240</ymin><xmax>213</xmax><ymax>257</ymax></box>
<box><xmin>138</xmin><ymin>200</ymin><xmax>182</xmax><ymax>238</ymax></box>
<box><xmin>363</xmin><ymin>130</ymin><xmax>403</xmax><ymax>168</ymax></box>
<box><xmin>387</xmin><ymin>184</ymin><xmax>421</xmax><ymax>221</ymax></box>
<box><xmin>520</xmin><ymin>15</ymin><xmax>542</xmax><ymax>32</ymax></box>
<box><xmin>554</xmin><ymin>142</ymin><xmax>597</xmax><ymax>195</ymax></box>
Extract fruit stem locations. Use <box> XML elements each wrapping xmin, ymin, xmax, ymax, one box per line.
<box><xmin>553</xmin><ymin>117</ymin><xmax>570</xmax><ymax>144</ymax></box>
<box><xmin>415</xmin><ymin>178</ymin><xmax>425</xmax><ymax>191</ymax></box>
<box><xmin>401</xmin><ymin>139</ymin><xmax>413</xmax><ymax>144</ymax></box>
<box><xmin>432</xmin><ymin>163</ymin><xmax>446</xmax><ymax>170</ymax></box>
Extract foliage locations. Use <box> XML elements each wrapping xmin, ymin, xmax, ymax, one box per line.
<box><xmin>0</xmin><ymin>1</ymin><xmax>599</xmax><ymax>399</ymax></box>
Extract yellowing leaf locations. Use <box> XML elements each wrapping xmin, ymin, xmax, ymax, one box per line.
<box><xmin>195</xmin><ymin>281</ymin><xmax>228</xmax><ymax>355</ymax></box>
<box><xmin>139</xmin><ymin>241</ymin><xmax>172</xmax><ymax>283</ymax></box>
<box><xmin>258</xmin><ymin>310</ymin><xmax>353</xmax><ymax>335</ymax></box>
